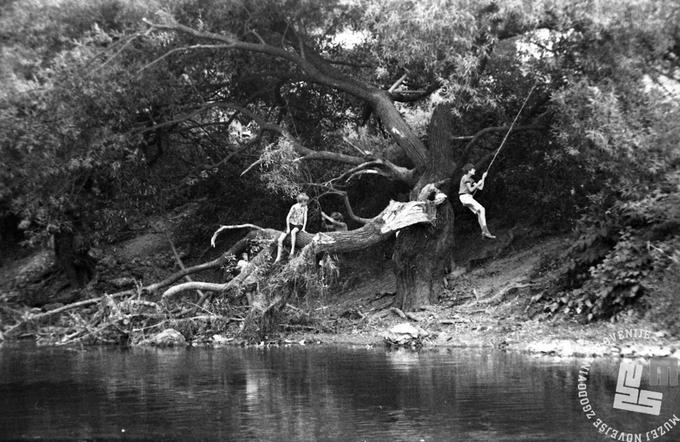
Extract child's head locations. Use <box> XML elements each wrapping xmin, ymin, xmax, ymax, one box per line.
<box><xmin>296</xmin><ymin>193</ymin><xmax>309</xmax><ymax>205</ymax></box>
<box><xmin>462</xmin><ymin>163</ymin><xmax>476</xmax><ymax>175</ymax></box>
<box><xmin>330</xmin><ymin>212</ymin><xmax>344</xmax><ymax>222</ymax></box>
<box><xmin>241</xmin><ymin>252</ymin><xmax>248</xmax><ymax>260</ymax></box>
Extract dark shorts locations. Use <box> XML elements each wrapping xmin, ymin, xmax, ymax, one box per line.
<box><xmin>289</xmin><ymin>224</ymin><xmax>303</xmax><ymax>232</ymax></box>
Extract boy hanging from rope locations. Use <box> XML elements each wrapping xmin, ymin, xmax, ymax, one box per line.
<box><xmin>274</xmin><ymin>192</ymin><xmax>309</xmax><ymax>262</ymax></box>
<box><xmin>459</xmin><ymin>163</ymin><xmax>496</xmax><ymax>239</ymax></box>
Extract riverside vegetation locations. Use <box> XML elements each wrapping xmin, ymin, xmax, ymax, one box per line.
<box><xmin>0</xmin><ymin>0</ymin><xmax>678</xmax><ymax>350</ymax></box>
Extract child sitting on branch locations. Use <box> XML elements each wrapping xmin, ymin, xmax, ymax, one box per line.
<box><xmin>274</xmin><ymin>192</ymin><xmax>309</xmax><ymax>262</ymax></box>
<box><xmin>459</xmin><ymin>163</ymin><xmax>496</xmax><ymax>239</ymax></box>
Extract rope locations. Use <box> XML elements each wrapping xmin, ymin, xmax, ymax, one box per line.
<box><xmin>473</xmin><ymin>82</ymin><xmax>537</xmax><ymax>195</ymax></box>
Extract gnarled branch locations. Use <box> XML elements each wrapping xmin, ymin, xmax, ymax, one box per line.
<box><xmin>318</xmin><ymin>190</ymin><xmax>372</xmax><ymax>225</ymax></box>
<box><xmin>330</xmin><ymin>159</ymin><xmax>416</xmax><ymax>185</ymax></box>
<box><xmin>143</xmin><ymin>18</ymin><xmax>431</xmax><ymax>171</ymax></box>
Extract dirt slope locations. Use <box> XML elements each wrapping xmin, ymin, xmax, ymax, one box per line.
<box><xmin>285</xmin><ymin>235</ymin><xmax>680</xmax><ymax>358</ymax></box>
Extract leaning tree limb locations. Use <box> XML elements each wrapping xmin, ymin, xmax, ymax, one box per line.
<box><xmin>142</xmin><ymin>17</ymin><xmax>430</xmax><ymax>172</ymax></box>
<box><xmin>144</xmin><ymin>229</ymin><xmax>273</xmax><ymax>293</ymax></box>
<box><xmin>329</xmin><ymin>159</ymin><xmax>416</xmax><ymax>186</ymax></box>
<box><xmin>161</xmin><ymin>185</ymin><xmax>448</xmax><ymax>300</ymax></box>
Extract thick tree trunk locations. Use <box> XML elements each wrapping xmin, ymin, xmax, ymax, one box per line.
<box><xmin>54</xmin><ymin>230</ymin><xmax>94</xmax><ymax>288</ymax></box>
<box><xmin>393</xmin><ymin>104</ymin><xmax>458</xmax><ymax>310</ymax></box>
<box><xmin>393</xmin><ymin>204</ymin><xmax>454</xmax><ymax>310</ymax></box>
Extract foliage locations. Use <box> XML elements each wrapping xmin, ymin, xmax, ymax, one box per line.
<box><xmin>544</xmin><ymin>176</ymin><xmax>680</xmax><ymax>321</ymax></box>
<box><xmin>1</xmin><ymin>0</ymin><xmax>679</xmax><ymax>322</ymax></box>
<box><xmin>258</xmin><ymin>138</ymin><xmax>303</xmax><ymax>197</ymax></box>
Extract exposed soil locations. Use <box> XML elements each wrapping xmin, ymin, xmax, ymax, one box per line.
<box><xmin>2</xmin><ymin>230</ymin><xmax>678</xmax><ymax>359</ymax></box>
<box><xmin>277</xmin><ymin>236</ymin><xmax>680</xmax><ymax>359</ymax></box>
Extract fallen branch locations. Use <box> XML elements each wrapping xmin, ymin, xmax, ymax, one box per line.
<box><xmin>163</xmin><ymin>244</ymin><xmax>270</xmax><ymax>300</ymax></box>
<box><xmin>164</xmin><ymin>229</ymin><xmax>206</xmax><ymax>300</ymax></box>
<box><xmin>390</xmin><ymin>307</ymin><xmax>407</xmax><ymax>319</ymax></box>
<box><xmin>145</xmin><ymin>229</ymin><xmax>272</xmax><ymax>292</ymax></box>
<box><xmin>162</xmin><ymin>281</ymin><xmax>231</xmax><ymax>298</ymax></box>
<box><xmin>210</xmin><ymin>223</ymin><xmax>267</xmax><ymax>247</ymax></box>
<box><xmin>4</xmin><ymin>290</ymin><xmax>135</xmax><ymax>337</ymax></box>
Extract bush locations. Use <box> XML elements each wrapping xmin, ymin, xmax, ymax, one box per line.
<box><xmin>544</xmin><ymin>181</ymin><xmax>680</xmax><ymax>322</ymax></box>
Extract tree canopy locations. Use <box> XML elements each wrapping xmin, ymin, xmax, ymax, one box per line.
<box><xmin>1</xmin><ymin>0</ymin><xmax>678</xmax><ymax>317</ymax></box>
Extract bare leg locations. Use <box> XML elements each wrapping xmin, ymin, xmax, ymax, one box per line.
<box><xmin>476</xmin><ymin>207</ymin><xmax>495</xmax><ymax>238</ymax></box>
<box><xmin>289</xmin><ymin>228</ymin><xmax>299</xmax><ymax>257</ymax></box>
<box><xmin>274</xmin><ymin>232</ymin><xmax>286</xmax><ymax>262</ymax></box>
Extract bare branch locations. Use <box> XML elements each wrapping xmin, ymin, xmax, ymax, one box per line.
<box><xmin>163</xmin><ymin>229</ymin><xmax>205</xmax><ymax>299</ymax></box>
<box><xmin>143</xmin><ymin>18</ymin><xmax>368</xmax><ymax>97</ymax></box>
<box><xmin>347</xmin><ymin>169</ymin><xmax>383</xmax><ymax>181</ymax></box>
<box><xmin>319</xmin><ymin>190</ymin><xmax>372</xmax><ymax>225</ymax></box>
<box><xmin>330</xmin><ymin>159</ymin><xmax>415</xmax><ymax>185</ymax></box>
<box><xmin>240</xmin><ymin>158</ymin><xmax>264</xmax><ymax>176</ymax></box>
<box><xmin>250</xmin><ymin>29</ymin><xmax>267</xmax><ymax>45</ymax></box>
<box><xmin>388</xmin><ymin>72</ymin><xmax>408</xmax><ymax>93</ymax></box>
<box><xmin>342</xmin><ymin>137</ymin><xmax>371</xmax><ymax>156</ymax></box>
<box><xmin>211</xmin><ymin>224</ymin><xmax>266</xmax><ymax>247</ymax></box>
<box><xmin>4</xmin><ymin>291</ymin><xmax>135</xmax><ymax>337</ymax></box>
<box><xmin>163</xmin><ymin>281</ymin><xmax>230</xmax><ymax>298</ymax></box>
<box><xmin>136</xmin><ymin>44</ymin><xmax>234</xmax><ymax>75</ymax></box>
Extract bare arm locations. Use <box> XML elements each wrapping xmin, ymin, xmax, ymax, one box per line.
<box><xmin>467</xmin><ymin>172</ymin><xmax>488</xmax><ymax>192</ymax></box>
<box><xmin>477</xmin><ymin>172</ymin><xmax>488</xmax><ymax>190</ymax></box>
<box><xmin>302</xmin><ymin>207</ymin><xmax>308</xmax><ymax>232</ymax></box>
<box><xmin>321</xmin><ymin>211</ymin><xmax>343</xmax><ymax>226</ymax></box>
<box><xmin>285</xmin><ymin>206</ymin><xmax>294</xmax><ymax>232</ymax></box>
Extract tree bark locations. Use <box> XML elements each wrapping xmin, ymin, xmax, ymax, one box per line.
<box><xmin>393</xmin><ymin>104</ymin><xmax>458</xmax><ymax>310</ymax></box>
<box><xmin>54</xmin><ymin>230</ymin><xmax>94</xmax><ymax>288</ymax></box>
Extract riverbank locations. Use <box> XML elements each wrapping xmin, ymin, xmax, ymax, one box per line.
<box><xmin>214</xmin><ymin>236</ymin><xmax>680</xmax><ymax>359</ymax></box>
<box><xmin>1</xmin><ymin>233</ymin><xmax>677</xmax><ymax>358</ymax></box>
<box><xmin>279</xmin><ymin>314</ymin><xmax>679</xmax><ymax>359</ymax></box>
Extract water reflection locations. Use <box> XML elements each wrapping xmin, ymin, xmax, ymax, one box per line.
<box><xmin>0</xmin><ymin>344</ymin><xmax>676</xmax><ymax>440</ymax></box>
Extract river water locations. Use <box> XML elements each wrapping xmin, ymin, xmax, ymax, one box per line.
<box><xmin>1</xmin><ymin>344</ymin><xmax>678</xmax><ymax>440</ymax></box>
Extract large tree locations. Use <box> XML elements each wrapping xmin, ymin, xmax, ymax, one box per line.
<box><xmin>129</xmin><ymin>0</ymin><xmax>560</xmax><ymax>310</ymax></box>
<box><xmin>2</xmin><ymin>0</ymin><xmax>678</xmax><ymax>316</ymax></box>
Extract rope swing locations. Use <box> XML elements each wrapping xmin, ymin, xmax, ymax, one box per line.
<box><xmin>473</xmin><ymin>82</ymin><xmax>538</xmax><ymax>195</ymax></box>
